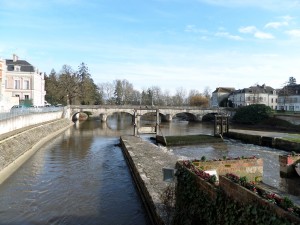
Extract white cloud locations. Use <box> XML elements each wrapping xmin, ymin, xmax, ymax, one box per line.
<box><xmin>286</xmin><ymin>29</ymin><xmax>300</xmax><ymax>38</ymax></box>
<box><xmin>239</xmin><ymin>26</ymin><xmax>274</xmax><ymax>39</ymax></box>
<box><xmin>254</xmin><ymin>31</ymin><xmax>274</xmax><ymax>39</ymax></box>
<box><xmin>215</xmin><ymin>32</ymin><xmax>243</xmax><ymax>40</ymax></box>
<box><xmin>265</xmin><ymin>15</ymin><xmax>292</xmax><ymax>29</ymax></box>
<box><xmin>239</xmin><ymin>26</ymin><xmax>257</xmax><ymax>34</ymax></box>
<box><xmin>185</xmin><ymin>25</ymin><xmax>207</xmax><ymax>33</ymax></box>
<box><xmin>265</xmin><ymin>21</ymin><xmax>288</xmax><ymax>29</ymax></box>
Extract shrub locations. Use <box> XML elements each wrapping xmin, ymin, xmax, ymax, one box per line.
<box><xmin>233</xmin><ymin>104</ymin><xmax>272</xmax><ymax>124</ymax></box>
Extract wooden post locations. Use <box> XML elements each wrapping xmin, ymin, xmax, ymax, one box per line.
<box><xmin>133</xmin><ymin>109</ymin><xmax>138</xmax><ymax>136</ymax></box>
<box><xmin>156</xmin><ymin>109</ymin><xmax>159</xmax><ymax>135</ymax></box>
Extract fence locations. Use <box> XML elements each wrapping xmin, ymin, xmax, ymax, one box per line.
<box><xmin>0</xmin><ymin>106</ymin><xmax>64</xmax><ymax>121</ymax></box>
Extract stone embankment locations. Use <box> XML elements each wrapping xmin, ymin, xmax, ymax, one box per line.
<box><xmin>120</xmin><ymin>135</ymin><xmax>178</xmax><ymax>225</ymax></box>
<box><xmin>0</xmin><ymin>118</ymin><xmax>73</xmax><ymax>184</ymax></box>
<box><xmin>225</xmin><ymin>129</ymin><xmax>300</xmax><ymax>153</ymax></box>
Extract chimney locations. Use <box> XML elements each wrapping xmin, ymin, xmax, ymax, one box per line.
<box><xmin>13</xmin><ymin>54</ymin><xmax>19</xmax><ymax>62</ymax></box>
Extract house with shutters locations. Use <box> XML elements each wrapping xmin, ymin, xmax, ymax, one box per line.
<box><xmin>228</xmin><ymin>84</ymin><xmax>278</xmax><ymax>109</ymax></box>
<box><xmin>277</xmin><ymin>84</ymin><xmax>300</xmax><ymax>111</ymax></box>
<box><xmin>1</xmin><ymin>54</ymin><xmax>46</xmax><ymax>110</ymax></box>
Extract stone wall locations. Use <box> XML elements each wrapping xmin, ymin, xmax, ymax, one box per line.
<box><xmin>279</xmin><ymin>154</ymin><xmax>300</xmax><ymax>177</ymax></box>
<box><xmin>0</xmin><ymin>118</ymin><xmax>73</xmax><ymax>184</ymax></box>
<box><xmin>174</xmin><ymin>162</ymin><xmax>300</xmax><ymax>225</ymax></box>
<box><xmin>192</xmin><ymin>157</ymin><xmax>263</xmax><ymax>182</ymax></box>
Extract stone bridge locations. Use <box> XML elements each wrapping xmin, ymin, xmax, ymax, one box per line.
<box><xmin>69</xmin><ymin>105</ymin><xmax>230</xmax><ymax>122</ymax></box>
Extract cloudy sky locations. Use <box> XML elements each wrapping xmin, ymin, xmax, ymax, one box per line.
<box><xmin>1</xmin><ymin>0</ymin><xmax>300</xmax><ymax>94</ymax></box>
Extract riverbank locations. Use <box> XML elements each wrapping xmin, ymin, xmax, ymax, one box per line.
<box><xmin>0</xmin><ymin>118</ymin><xmax>74</xmax><ymax>184</ymax></box>
<box><xmin>226</xmin><ymin>128</ymin><xmax>300</xmax><ymax>153</ymax></box>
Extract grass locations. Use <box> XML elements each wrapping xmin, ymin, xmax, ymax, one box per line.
<box><xmin>281</xmin><ymin>136</ymin><xmax>300</xmax><ymax>143</ymax></box>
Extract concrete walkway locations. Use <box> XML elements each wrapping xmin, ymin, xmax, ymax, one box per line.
<box><xmin>120</xmin><ymin>135</ymin><xmax>179</xmax><ymax>225</ymax></box>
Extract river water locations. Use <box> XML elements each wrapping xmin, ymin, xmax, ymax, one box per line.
<box><xmin>0</xmin><ymin>115</ymin><xmax>299</xmax><ymax>224</ymax></box>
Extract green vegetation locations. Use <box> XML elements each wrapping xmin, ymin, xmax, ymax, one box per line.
<box><xmin>281</xmin><ymin>137</ymin><xmax>300</xmax><ymax>143</ymax></box>
<box><xmin>233</xmin><ymin>104</ymin><xmax>272</xmax><ymax>124</ymax></box>
<box><xmin>173</xmin><ymin>163</ymin><xmax>295</xmax><ymax>225</ymax></box>
<box><xmin>165</xmin><ymin>134</ymin><xmax>223</xmax><ymax>146</ymax></box>
<box><xmin>45</xmin><ymin>63</ymin><xmax>102</xmax><ymax>105</ymax></box>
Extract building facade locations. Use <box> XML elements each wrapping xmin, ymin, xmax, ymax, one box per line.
<box><xmin>228</xmin><ymin>84</ymin><xmax>278</xmax><ymax>109</ymax></box>
<box><xmin>277</xmin><ymin>84</ymin><xmax>300</xmax><ymax>111</ymax></box>
<box><xmin>211</xmin><ymin>87</ymin><xmax>235</xmax><ymax>107</ymax></box>
<box><xmin>1</xmin><ymin>54</ymin><xmax>46</xmax><ymax>109</ymax></box>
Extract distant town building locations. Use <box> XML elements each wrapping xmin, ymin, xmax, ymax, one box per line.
<box><xmin>211</xmin><ymin>87</ymin><xmax>235</xmax><ymax>107</ymax></box>
<box><xmin>228</xmin><ymin>84</ymin><xmax>278</xmax><ymax>109</ymax></box>
<box><xmin>277</xmin><ymin>84</ymin><xmax>300</xmax><ymax>111</ymax></box>
<box><xmin>1</xmin><ymin>54</ymin><xmax>46</xmax><ymax>110</ymax></box>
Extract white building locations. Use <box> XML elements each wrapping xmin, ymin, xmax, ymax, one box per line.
<box><xmin>1</xmin><ymin>54</ymin><xmax>46</xmax><ymax>110</ymax></box>
<box><xmin>277</xmin><ymin>84</ymin><xmax>300</xmax><ymax>111</ymax></box>
<box><xmin>211</xmin><ymin>87</ymin><xmax>235</xmax><ymax>107</ymax></box>
<box><xmin>228</xmin><ymin>84</ymin><xmax>278</xmax><ymax>109</ymax></box>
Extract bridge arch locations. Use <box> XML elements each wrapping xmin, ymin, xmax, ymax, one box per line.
<box><xmin>71</xmin><ymin>112</ymin><xmax>89</xmax><ymax>122</ymax></box>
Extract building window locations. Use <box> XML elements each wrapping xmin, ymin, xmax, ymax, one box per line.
<box><xmin>15</xmin><ymin>94</ymin><xmax>19</xmax><ymax>98</ymax></box>
<box><xmin>15</xmin><ymin>66</ymin><xmax>20</xmax><ymax>72</ymax></box>
<box><xmin>24</xmin><ymin>80</ymin><xmax>30</xmax><ymax>89</ymax></box>
<box><xmin>271</xmin><ymin>98</ymin><xmax>273</xmax><ymax>103</ymax></box>
<box><xmin>14</xmin><ymin>80</ymin><xmax>20</xmax><ymax>89</ymax></box>
<box><xmin>24</xmin><ymin>95</ymin><xmax>29</xmax><ymax>100</ymax></box>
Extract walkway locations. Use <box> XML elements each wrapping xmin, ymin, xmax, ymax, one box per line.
<box><xmin>120</xmin><ymin>135</ymin><xmax>179</xmax><ymax>225</ymax></box>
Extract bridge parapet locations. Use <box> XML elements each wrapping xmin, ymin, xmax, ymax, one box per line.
<box><xmin>69</xmin><ymin>105</ymin><xmax>231</xmax><ymax>122</ymax></box>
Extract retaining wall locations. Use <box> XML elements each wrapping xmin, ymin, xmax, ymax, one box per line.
<box><xmin>0</xmin><ymin>118</ymin><xmax>74</xmax><ymax>184</ymax></box>
<box><xmin>0</xmin><ymin>111</ymin><xmax>66</xmax><ymax>135</ymax></box>
<box><xmin>225</xmin><ymin>131</ymin><xmax>300</xmax><ymax>153</ymax></box>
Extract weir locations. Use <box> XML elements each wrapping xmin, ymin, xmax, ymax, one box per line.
<box><xmin>120</xmin><ymin>129</ymin><xmax>300</xmax><ymax>224</ymax></box>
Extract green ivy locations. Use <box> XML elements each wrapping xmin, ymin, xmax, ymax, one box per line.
<box><xmin>173</xmin><ymin>164</ymin><xmax>294</xmax><ymax>225</ymax></box>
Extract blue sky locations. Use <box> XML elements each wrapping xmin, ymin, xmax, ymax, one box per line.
<box><xmin>1</xmin><ymin>0</ymin><xmax>300</xmax><ymax>94</ymax></box>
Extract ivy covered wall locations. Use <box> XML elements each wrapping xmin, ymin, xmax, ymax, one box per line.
<box><xmin>173</xmin><ymin>162</ymin><xmax>299</xmax><ymax>225</ymax></box>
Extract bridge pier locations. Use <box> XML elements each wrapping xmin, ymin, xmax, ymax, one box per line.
<box><xmin>100</xmin><ymin>114</ymin><xmax>107</xmax><ymax>122</ymax></box>
<box><xmin>165</xmin><ymin>114</ymin><xmax>173</xmax><ymax>122</ymax></box>
<box><xmin>196</xmin><ymin>115</ymin><xmax>203</xmax><ymax>122</ymax></box>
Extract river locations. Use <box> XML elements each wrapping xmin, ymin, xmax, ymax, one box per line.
<box><xmin>0</xmin><ymin>115</ymin><xmax>299</xmax><ymax>224</ymax></box>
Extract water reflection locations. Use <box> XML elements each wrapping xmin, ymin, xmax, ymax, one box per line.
<box><xmin>0</xmin><ymin>119</ymin><xmax>150</xmax><ymax>225</ymax></box>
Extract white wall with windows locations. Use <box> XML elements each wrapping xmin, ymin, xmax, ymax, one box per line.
<box><xmin>2</xmin><ymin>55</ymin><xmax>46</xmax><ymax>109</ymax></box>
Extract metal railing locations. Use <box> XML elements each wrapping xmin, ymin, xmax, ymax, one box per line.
<box><xmin>0</xmin><ymin>106</ymin><xmax>64</xmax><ymax>121</ymax></box>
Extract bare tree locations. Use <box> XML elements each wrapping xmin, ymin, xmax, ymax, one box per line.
<box><xmin>202</xmin><ymin>86</ymin><xmax>211</xmax><ymax>99</ymax></box>
<box><xmin>98</xmin><ymin>82</ymin><xmax>115</xmax><ymax>104</ymax></box>
<box><xmin>173</xmin><ymin>87</ymin><xmax>187</xmax><ymax>106</ymax></box>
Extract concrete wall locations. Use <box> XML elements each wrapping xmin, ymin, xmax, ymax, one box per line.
<box><xmin>0</xmin><ymin>111</ymin><xmax>64</xmax><ymax>135</ymax></box>
<box><xmin>0</xmin><ymin>118</ymin><xmax>73</xmax><ymax>184</ymax></box>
